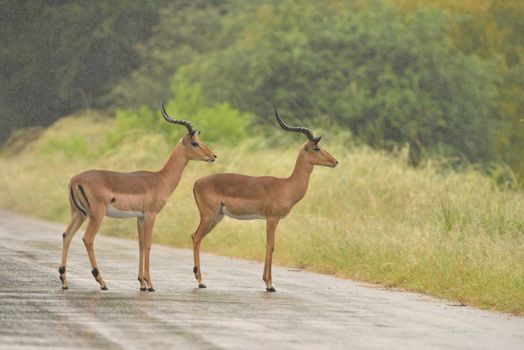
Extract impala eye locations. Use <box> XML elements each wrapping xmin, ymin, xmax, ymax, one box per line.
<box><xmin>191</xmin><ymin>141</ymin><xmax>199</xmax><ymax>147</ymax></box>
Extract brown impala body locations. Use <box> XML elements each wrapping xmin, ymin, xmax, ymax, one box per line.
<box><xmin>191</xmin><ymin>108</ymin><xmax>338</xmax><ymax>291</ymax></box>
<box><xmin>59</xmin><ymin>105</ymin><xmax>216</xmax><ymax>291</ymax></box>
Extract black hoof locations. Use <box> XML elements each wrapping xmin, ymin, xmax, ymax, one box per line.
<box><xmin>62</xmin><ymin>286</ymin><xmax>69</xmax><ymax>290</ymax></box>
<box><xmin>198</xmin><ymin>283</ymin><xmax>207</xmax><ymax>289</ymax></box>
<box><xmin>140</xmin><ymin>287</ymin><xmax>147</xmax><ymax>291</ymax></box>
<box><xmin>101</xmin><ymin>286</ymin><xmax>108</xmax><ymax>291</ymax></box>
<box><xmin>148</xmin><ymin>288</ymin><xmax>155</xmax><ymax>292</ymax></box>
<box><xmin>266</xmin><ymin>287</ymin><xmax>276</xmax><ymax>292</ymax></box>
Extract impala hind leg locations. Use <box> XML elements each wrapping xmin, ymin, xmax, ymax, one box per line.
<box><xmin>263</xmin><ymin>217</ymin><xmax>279</xmax><ymax>292</ymax></box>
<box><xmin>82</xmin><ymin>213</ymin><xmax>107</xmax><ymax>290</ymax></box>
<box><xmin>59</xmin><ymin>211</ymin><xmax>86</xmax><ymax>289</ymax></box>
<box><xmin>192</xmin><ymin>208</ymin><xmax>223</xmax><ymax>288</ymax></box>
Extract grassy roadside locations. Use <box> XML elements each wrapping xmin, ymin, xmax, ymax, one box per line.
<box><xmin>1</xmin><ymin>111</ymin><xmax>523</xmax><ymax>315</ymax></box>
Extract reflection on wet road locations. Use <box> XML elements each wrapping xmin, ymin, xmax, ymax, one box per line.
<box><xmin>0</xmin><ymin>210</ymin><xmax>523</xmax><ymax>349</ymax></box>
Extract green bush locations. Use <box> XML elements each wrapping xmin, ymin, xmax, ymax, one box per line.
<box><xmin>164</xmin><ymin>69</ymin><xmax>254</xmax><ymax>143</ymax></box>
<box><xmin>108</xmin><ymin>69</ymin><xmax>254</xmax><ymax>145</ymax></box>
<box><xmin>40</xmin><ymin>134</ymin><xmax>90</xmax><ymax>158</ymax></box>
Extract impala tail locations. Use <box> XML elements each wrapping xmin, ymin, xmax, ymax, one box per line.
<box><xmin>68</xmin><ymin>183</ymin><xmax>88</xmax><ymax>216</ymax></box>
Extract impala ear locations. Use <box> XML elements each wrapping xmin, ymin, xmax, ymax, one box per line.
<box><xmin>312</xmin><ymin>136</ymin><xmax>321</xmax><ymax>144</ymax></box>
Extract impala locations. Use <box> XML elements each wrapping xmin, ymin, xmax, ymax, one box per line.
<box><xmin>191</xmin><ymin>108</ymin><xmax>338</xmax><ymax>291</ymax></box>
<box><xmin>59</xmin><ymin>105</ymin><xmax>216</xmax><ymax>291</ymax></box>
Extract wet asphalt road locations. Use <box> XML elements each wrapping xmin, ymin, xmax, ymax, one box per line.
<box><xmin>0</xmin><ymin>210</ymin><xmax>523</xmax><ymax>350</ymax></box>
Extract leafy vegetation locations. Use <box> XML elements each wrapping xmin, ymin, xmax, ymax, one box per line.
<box><xmin>0</xmin><ymin>0</ymin><xmax>167</xmax><ymax>141</ymax></box>
<box><xmin>2</xmin><ymin>0</ymin><xmax>523</xmax><ymax>178</ymax></box>
<box><xmin>107</xmin><ymin>69</ymin><xmax>254</xmax><ymax>148</ymax></box>
<box><xmin>106</xmin><ymin>0</ymin><xmax>523</xmax><ymax>175</ymax></box>
<box><xmin>194</xmin><ymin>3</ymin><xmax>497</xmax><ymax>165</ymax></box>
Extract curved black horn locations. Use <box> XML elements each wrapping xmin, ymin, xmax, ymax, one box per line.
<box><xmin>274</xmin><ymin>107</ymin><xmax>319</xmax><ymax>142</ymax></box>
<box><xmin>161</xmin><ymin>104</ymin><xmax>196</xmax><ymax>135</ymax></box>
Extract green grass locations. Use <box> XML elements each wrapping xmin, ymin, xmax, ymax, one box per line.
<box><xmin>1</xmin><ymin>111</ymin><xmax>523</xmax><ymax>315</ymax></box>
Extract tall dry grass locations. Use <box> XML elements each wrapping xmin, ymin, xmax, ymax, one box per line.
<box><xmin>1</xmin><ymin>112</ymin><xmax>523</xmax><ymax>314</ymax></box>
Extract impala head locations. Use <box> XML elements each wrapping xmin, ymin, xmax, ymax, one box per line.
<box><xmin>161</xmin><ymin>104</ymin><xmax>217</xmax><ymax>163</ymax></box>
<box><xmin>275</xmin><ymin>107</ymin><xmax>338</xmax><ymax>168</ymax></box>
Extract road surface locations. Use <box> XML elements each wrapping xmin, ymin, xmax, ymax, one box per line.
<box><xmin>0</xmin><ymin>210</ymin><xmax>522</xmax><ymax>349</ymax></box>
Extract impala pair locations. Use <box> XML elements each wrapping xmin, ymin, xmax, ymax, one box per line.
<box><xmin>59</xmin><ymin>105</ymin><xmax>338</xmax><ymax>292</ymax></box>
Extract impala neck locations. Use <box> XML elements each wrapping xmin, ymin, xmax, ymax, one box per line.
<box><xmin>158</xmin><ymin>143</ymin><xmax>189</xmax><ymax>195</ymax></box>
<box><xmin>287</xmin><ymin>151</ymin><xmax>314</xmax><ymax>205</ymax></box>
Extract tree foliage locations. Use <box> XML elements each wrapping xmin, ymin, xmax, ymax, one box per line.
<box><xmin>112</xmin><ymin>0</ymin><xmax>501</xmax><ymax>164</ymax></box>
<box><xmin>1</xmin><ymin>0</ymin><xmax>523</xmax><ymax>177</ymax></box>
<box><xmin>108</xmin><ymin>0</ymin><xmax>233</xmax><ymax>108</ymax></box>
<box><xmin>388</xmin><ymin>0</ymin><xmax>524</xmax><ymax>175</ymax></box>
<box><xmin>0</xmin><ymin>0</ymin><xmax>166</xmax><ymax>141</ymax></box>
<box><xmin>107</xmin><ymin>68</ymin><xmax>253</xmax><ymax>149</ymax></box>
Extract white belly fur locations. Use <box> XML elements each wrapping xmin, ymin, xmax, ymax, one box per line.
<box><xmin>221</xmin><ymin>206</ymin><xmax>265</xmax><ymax>221</ymax></box>
<box><xmin>106</xmin><ymin>205</ymin><xmax>144</xmax><ymax>219</ymax></box>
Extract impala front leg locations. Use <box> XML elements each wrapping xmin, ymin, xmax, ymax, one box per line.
<box><xmin>143</xmin><ymin>213</ymin><xmax>157</xmax><ymax>292</ymax></box>
<box><xmin>192</xmin><ymin>234</ymin><xmax>204</xmax><ymax>288</ymax></box>
<box><xmin>137</xmin><ymin>217</ymin><xmax>147</xmax><ymax>291</ymax></box>
<box><xmin>263</xmin><ymin>217</ymin><xmax>279</xmax><ymax>292</ymax></box>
